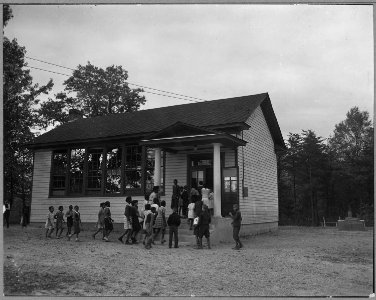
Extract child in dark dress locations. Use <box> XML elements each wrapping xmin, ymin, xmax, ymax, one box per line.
<box><xmin>68</xmin><ymin>205</ymin><xmax>81</xmax><ymax>242</ymax></box>
<box><xmin>54</xmin><ymin>206</ymin><xmax>65</xmax><ymax>238</ymax></box>
<box><xmin>65</xmin><ymin>205</ymin><xmax>74</xmax><ymax>237</ymax></box>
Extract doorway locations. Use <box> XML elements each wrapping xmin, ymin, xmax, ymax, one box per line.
<box><xmin>222</xmin><ymin>167</ymin><xmax>239</xmax><ymax>217</ymax></box>
<box><xmin>189</xmin><ymin>154</ymin><xmax>214</xmax><ymax>190</ymax></box>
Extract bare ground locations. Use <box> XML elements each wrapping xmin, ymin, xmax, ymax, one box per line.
<box><xmin>3</xmin><ymin>224</ymin><xmax>374</xmax><ymax>297</ymax></box>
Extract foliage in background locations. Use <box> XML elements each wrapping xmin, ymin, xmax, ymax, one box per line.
<box><xmin>278</xmin><ymin>107</ymin><xmax>374</xmax><ymax>226</ymax></box>
<box><xmin>3</xmin><ymin>5</ymin><xmax>53</xmax><ymax>203</ymax></box>
<box><xmin>38</xmin><ymin>62</ymin><xmax>146</xmax><ymax>129</ymax></box>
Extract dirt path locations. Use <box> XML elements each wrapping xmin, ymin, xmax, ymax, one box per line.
<box><xmin>3</xmin><ymin>225</ymin><xmax>374</xmax><ymax>296</ymax></box>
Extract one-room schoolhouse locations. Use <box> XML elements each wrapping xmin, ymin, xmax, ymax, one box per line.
<box><xmin>29</xmin><ymin>92</ymin><xmax>285</xmax><ymax>239</ymax></box>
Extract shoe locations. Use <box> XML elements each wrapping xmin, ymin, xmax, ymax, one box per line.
<box><xmin>174</xmin><ymin>246</ymin><xmax>179</xmax><ymax>248</ymax></box>
<box><xmin>169</xmin><ymin>246</ymin><xmax>172</xmax><ymax>248</ymax></box>
<box><xmin>92</xmin><ymin>234</ymin><xmax>96</xmax><ymax>240</ymax></box>
<box><xmin>132</xmin><ymin>240</ymin><xmax>139</xmax><ymax>244</ymax></box>
<box><xmin>104</xmin><ymin>237</ymin><xmax>109</xmax><ymax>242</ymax></box>
<box><xmin>239</xmin><ymin>242</ymin><xmax>243</xmax><ymax>248</ymax></box>
<box><xmin>189</xmin><ymin>227</ymin><xmax>192</xmax><ymax>230</ymax></box>
<box><xmin>125</xmin><ymin>240</ymin><xmax>131</xmax><ymax>245</ymax></box>
<box><xmin>161</xmin><ymin>239</ymin><xmax>166</xmax><ymax>244</ymax></box>
<box><xmin>232</xmin><ymin>246</ymin><xmax>240</xmax><ymax>250</ymax></box>
<box><xmin>118</xmin><ymin>237</ymin><xmax>123</xmax><ymax>243</ymax></box>
<box><xmin>75</xmin><ymin>238</ymin><xmax>79</xmax><ymax>242</ymax></box>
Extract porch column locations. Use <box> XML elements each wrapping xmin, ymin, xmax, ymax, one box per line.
<box><xmin>213</xmin><ymin>143</ymin><xmax>222</xmax><ymax>217</ymax></box>
<box><xmin>154</xmin><ymin>147</ymin><xmax>161</xmax><ymax>188</ymax></box>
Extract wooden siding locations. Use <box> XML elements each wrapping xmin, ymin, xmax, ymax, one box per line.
<box><xmin>162</xmin><ymin>152</ymin><xmax>188</xmax><ymax>215</ymax></box>
<box><xmin>238</xmin><ymin>106</ymin><xmax>278</xmax><ymax>225</ymax></box>
<box><xmin>224</xmin><ymin>149</ymin><xmax>236</xmax><ymax>167</ymax></box>
<box><xmin>30</xmin><ymin>149</ymin><xmax>147</xmax><ymax>223</ymax></box>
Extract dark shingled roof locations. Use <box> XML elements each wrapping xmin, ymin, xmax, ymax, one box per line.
<box><xmin>32</xmin><ymin>93</ymin><xmax>285</xmax><ymax>149</ymax></box>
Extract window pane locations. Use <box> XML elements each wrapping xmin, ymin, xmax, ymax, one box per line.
<box><xmin>70</xmin><ymin>148</ymin><xmax>85</xmax><ymax>194</ymax></box>
<box><xmin>231</xmin><ymin>180</ymin><xmax>237</xmax><ymax>192</ymax></box>
<box><xmin>52</xmin><ymin>150</ymin><xmax>67</xmax><ymax>189</ymax></box>
<box><xmin>87</xmin><ymin>148</ymin><xmax>103</xmax><ymax>189</ymax></box>
<box><xmin>125</xmin><ymin>146</ymin><xmax>142</xmax><ymax>189</ymax></box>
<box><xmin>106</xmin><ymin>147</ymin><xmax>122</xmax><ymax>194</ymax></box>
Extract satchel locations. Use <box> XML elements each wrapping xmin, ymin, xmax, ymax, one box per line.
<box><xmin>193</xmin><ymin>217</ymin><xmax>199</xmax><ymax>226</ymax></box>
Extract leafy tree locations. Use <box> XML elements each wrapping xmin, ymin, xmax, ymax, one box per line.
<box><xmin>3</xmin><ymin>4</ymin><xmax>13</xmax><ymax>27</ymax></box>
<box><xmin>328</xmin><ymin>107</ymin><xmax>373</xmax><ymax>220</ymax></box>
<box><xmin>38</xmin><ymin>62</ymin><xmax>146</xmax><ymax>128</ymax></box>
<box><xmin>3</xmin><ymin>5</ymin><xmax>53</xmax><ymax>203</ymax></box>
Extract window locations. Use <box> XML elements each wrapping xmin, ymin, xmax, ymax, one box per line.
<box><xmin>106</xmin><ymin>147</ymin><xmax>122</xmax><ymax>194</ymax></box>
<box><xmin>87</xmin><ymin>148</ymin><xmax>104</xmax><ymax>195</ymax></box>
<box><xmin>125</xmin><ymin>146</ymin><xmax>142</xmax><ymax>189</ymax></box>
<box><xmin>51</xmin><ymin>150</ymin><xmax>68</xmax><ymax>196</ymax></box>
<box><xmin>223</xmin><ymin>168</ymin><xmax>238</xmax><ymax>193</ymax></box>
<box><xmin>69</xmin><ymin>148</ymin><xmax>85</xmax><ymax>194</ymax></box>
<box><xmin>49</xmin><ymin>145</ymin><xmax>164</xmax><ymax>197</ymax></box>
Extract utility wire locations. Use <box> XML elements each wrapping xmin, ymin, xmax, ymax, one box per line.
<box><xmin>26</xmin><ymin>56</ymin><xmax>205</xmax><ymax>102</ymax></box>
<box><xmin>28</xmin><ymin>65</ymin><xmax>200</xmax><ymax>102</ymax></box>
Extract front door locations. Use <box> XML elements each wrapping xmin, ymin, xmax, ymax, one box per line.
<box><xmin>189</xmin><ymin>154</ymin><xmax>214</xmax><ymax>190</ymax></box>
<box><xmin>222</xmin><ymin>167</ymin><xmax>238</xmax><ymax>217</ymax></box>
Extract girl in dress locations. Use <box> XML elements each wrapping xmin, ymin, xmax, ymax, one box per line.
<box><xmin>92</xmin><ymin>202</ymin><xmax>105</xmax><ymax>240</ymax></box>
<box><xmin>187</xmin><ymin>199</ymin><xmax>196</xmax><ymax>230</ymax></box>
<box><xmin>54</xmin><ymin>206</ymin><xmax>65</xmax><ymax>238</ymax></box>
<box><xmin>65</xmin><ymin>205</ymin><xmax>74</xmax><ymax>237</ymax></box>
<box><xmin>153</xmin><ymin>200</ymin><xmax>167</xmax><ymax>244</ymax></box>
<box><xmin>45</xmin><ymin>206</ymin><xmax>55</xmax><ymax>238</ymax></box>
<box><xmin>103</xmin><ymin>201</ymin><xmax>113</xmax><ymax>242</ymax></box>
<box><xmin>69</xmin><ymin>205</ymin><xmax>81</xmax><ymax>242</ymax></box>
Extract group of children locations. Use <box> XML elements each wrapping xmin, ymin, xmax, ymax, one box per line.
<box><xmin>45</xmin><ymin>204</ymin><xmax>81</xmax><ymax>241</ymax></box>
<box><xmin>44</xmin><ymin>179</ymin><xmax>242</xmax><ymax>250</ymax></box>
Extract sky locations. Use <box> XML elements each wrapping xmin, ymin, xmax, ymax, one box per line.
<box><xmin>4</xmin><ymin>4</ymin><xmax>374</xmax><ymax>140</ymax></box>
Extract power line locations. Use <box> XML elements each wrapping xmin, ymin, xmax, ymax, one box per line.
<box><xmin>28</xmin><ymin>65</ymin><xmax>200</xmax><ymax>103</ymax></box>
<box><xmin>26</xmin><ymin>56</ymin><xmax>205</xmax><ymax>102</ymax></box>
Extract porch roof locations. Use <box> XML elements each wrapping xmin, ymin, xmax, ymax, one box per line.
<box><xmin>139</xmin><ymin>122</ymin><xmax>246</xmax><ymax>149</ymax></box>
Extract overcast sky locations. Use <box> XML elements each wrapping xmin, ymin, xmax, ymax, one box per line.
<box><xmin>5</xmin><ymin>4</ymin><xmax>374</xmax><ymax>140</ymax></box>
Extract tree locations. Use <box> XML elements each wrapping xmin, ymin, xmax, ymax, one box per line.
<box><xmin>38</xmin><ymin>62</ymin><xmax>146</xmax><ymax>128</ymax></box>
<box><xmin>3</xmin><ymin>5</ymin><xmax>54</xmax><ymax>202</ymax></box>
<box><xmin>328</xmin><ymin>107</ymin><xmax>373</xmax><ymax>220</ymax></box>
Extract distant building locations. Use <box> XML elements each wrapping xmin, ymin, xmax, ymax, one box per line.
<box><xmin>29</xmin><ymin>93</ymin><xmax>285</xmax><ymax>237</ymax></box>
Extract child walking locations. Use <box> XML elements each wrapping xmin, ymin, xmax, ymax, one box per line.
<box><xmin>45</xmin><ymin>206</ymin><xmax>55</xmax><ymax>238</ymax></box>
<box><xmin>103</xmin><ymin>201</ymin><xmax>113</xmax><ymax>242</ymax></box>
<box><xmin>68</xmin><ymin>205</ymin><xmax>81</xmax><ymax>242</ymax></box>
<box><xmin>54</xmin><ymin>206</ymin><xmax>65</xmax><ymax>238</ymax></box>
<box><xmin>118</xmin><ymin>196</ymin><xmax>133</xmax><ymax>244</ymax></box>
<box><xmin>92</xmin><ymin>202</ymin><xmax>105</xmax><ymax>240</ymax></box>
<box><xmin>65</xmin><ymin>205</ymin><xmax>74</xmax><ymax>237</ymax></box>
<box><xmin>142</xmin><ymin>204</ymin><xmax>151</xmax><ymax>245</ymax></box>
<box><xmin>167</xmin><ymin>207</ymin><xmax>181</xmax><ymax>248</ymax></box>
<box><xmin>144</xmin><ymin>206</ymin><xmax>157</xmax><ymax>249</ymax></box>
<box><xmin>153</xmin><ymin>200</ymin><xmax>167</xmax><ymax>244</ymax></box>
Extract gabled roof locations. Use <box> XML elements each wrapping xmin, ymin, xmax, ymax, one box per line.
<box><xmin>31</xmin><ymin>92</ymin><xmax>285</xmax><ymax>149</ymax></box>
<box><xmin>140</xmin><ymin>121</ymin><xmax>247</xmax><ymax>148</ymax></box>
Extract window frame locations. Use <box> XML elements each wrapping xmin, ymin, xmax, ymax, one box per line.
<box><xmin>49</xmin><ymin>144</ymin><xmax>165</xmax><ymax>198</ymax></box>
